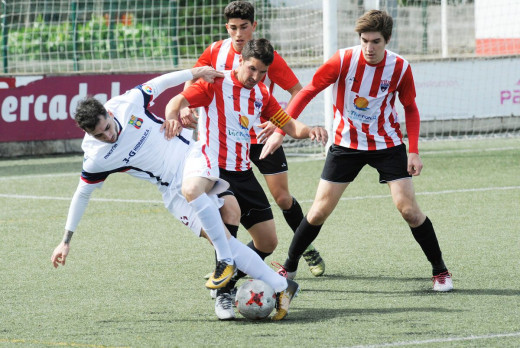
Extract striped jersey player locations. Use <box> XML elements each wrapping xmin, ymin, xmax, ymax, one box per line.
<box><xmin>278</xmin><ymin>10</ymin><xmax>453</xmax><ymax>293</ymax></box>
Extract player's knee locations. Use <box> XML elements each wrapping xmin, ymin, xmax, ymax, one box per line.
<box><xmin>274</xmin><ymin>193</ymin><xmax>293</xmax><ymax>210</ymax></box>
<box><xmin>181</xmin><ymin>183</ymin><xmax>201</xmax><ymax>202</ymax></box>
<box><xmin>220</xmin><ymin>204</ymin><xmax>240</xmax><ymax>225</ymax></box>
<box><xmin>399</xmin><ymin>206</ymin><xmax>423</xmax><ymax>226</ymax></box>
<box><xmin>255</xmin><ymin>236</ymin><xmax>278</xmax><ymax>254</ymax></box>
<box><xmin>306</xmin><ymin>208</ymin><xmax>329</xmax><ymax>225</ymax></box>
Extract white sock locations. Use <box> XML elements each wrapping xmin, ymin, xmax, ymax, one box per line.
<box><xmin>228</xmin><ymin>237</ymin><xmax>287</xmax><ymax>293</ymax></box>
<box><xmin>189</xmin><ymin>193</ymin><xmax>233</xmax><ymax>265</ymax></box>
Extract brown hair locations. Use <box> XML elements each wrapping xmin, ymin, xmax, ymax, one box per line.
<box><xmin>355</xmin><ymin>10</ymin><xmax>393</xmax><ymax>43</ymax></box>
<box><xmin>224</xmin><ymin>1</ymin><xmax>255</xmax><ymax>24</ymax></box>
<box><xmin>241</xmin><ymin>38</ymin><xmax>274</xmax><ymax>66</ymax></box>
<box><xmin>74</xmin><ymin>97</ymin><xmax>107</xmax><ymax>132</ymax></box>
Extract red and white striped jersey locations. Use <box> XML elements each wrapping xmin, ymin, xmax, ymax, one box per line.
<box><xmin>287</xmin><ymin>45</ymin><xmax>417</xmax><ymax>151</ymax></box>
<box><xmin>182</xmin><ymin>70</ymin><xmax>285</xmax><ymax>172</ymax></box>
<box><xmin>194</xmin><ymin>38</ymin><xmax>299</xmax><ymax>143</ymax></box>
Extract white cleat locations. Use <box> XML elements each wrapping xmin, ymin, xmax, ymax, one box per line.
<box><xmin>432</xmin><ymin>271</ymin><xmax>453</xmax><ymax>292</ymax></box>
<box><xmin>215</xmin><ymin>292</ymin><xmax>235</xmax><ymax>320</ymax></box>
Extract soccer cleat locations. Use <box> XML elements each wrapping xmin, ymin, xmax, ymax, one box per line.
<box><xmin>271</xmin><ymin>261</ymin><xmax>297</xmax><ymax>280</ymax></box>
<box><xmin>432</xmin><ymin>271</ymin><xmax>453</xmax><ymax>292</ymax></box>
<box><xmin>215</xmin><ymin>292</ymin><xmax>235</xmax><ymax>320</ymax></box>
<box><xmin>205</xmin><ymin>261</ymin><xmax>236</xmax><ymax>289</ymax></box>
<box><xmin>203</xmin><ymin>272</ymin><xmax>213</xmax><ymax>280</ymax></box>
<box><xmin>302</xmin><ymin>245</ymin><xmax>325</xmax><ymax>277</ymax></box>
<box><xmin>271</xmin><ymin>278</ymin><xmax>300</xmax><ymax>321</ymax></box>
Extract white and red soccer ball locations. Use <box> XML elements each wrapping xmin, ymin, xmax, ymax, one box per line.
<box><xmin>235</xmin><ymin>279</ymin><xmax>276</xmax><ymax>320</ymax></box>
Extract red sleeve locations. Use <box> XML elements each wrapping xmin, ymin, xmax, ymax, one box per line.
<box><xmin>263</xmin><ymin>93</ymin><xmax>285</xmax><ymax>118</ymax></box>
<box><xmin>404</xmin><ymin>100</ymin><xmax>420</xmax><ymax>154</ymax></box>
<box><xmin>397</xmin><ymin>65</ymin><xmax>416</xmax><ymax>107</ymax></box>
<box><xmin>193</xmin><ymin>44</ymin><xmax>214</xmax><ymax>68</ymax></box>
<box><xmin>181</xmin><ymin>78</ymin><xmax>215</xmax><ymax>107</ymax></box>
<box><xmin>286</xmin><ymin>51</ymin><xmax>342</xmax><ymax>119</ymax></box>
<box><xmin>266</xmin><ymin>52</ymin><xmax>300</xmax><ymax>90</ymax></box>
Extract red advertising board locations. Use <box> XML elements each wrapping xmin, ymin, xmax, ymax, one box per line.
<box><xmin>0</xmin><ymin>74</ymin><xmax>183</xmax><ymax>142</ymax></box>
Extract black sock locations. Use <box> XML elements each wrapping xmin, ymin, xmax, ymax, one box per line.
<box><xmin>410</xmin><ymin>217</ymin><xmax>447</xmax><ymax>275</ymax></box>
<box><xmin>284</xmin><ymin>217</ymin><xmax>322</xmax><ymax>272</ymax></box>
<box><xmin>282</xmin><ymin>197</ymin><xmax>304</xmax><ymax>233</ymax></box>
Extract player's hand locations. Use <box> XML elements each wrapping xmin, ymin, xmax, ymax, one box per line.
<box><xmin>180</xmin><ymin>107</ymin><xmax>198</xmax><ymax>129</ymax></box>
<box><xmin>191</xmin><ymin>66</ymin><xmax>224</xmax><ymax>83</ymax></box>
<box><xmin>257</xmin><ymin>121</ymin><xmax>277</xmax><ymax>144</ymax></box>
<box><xmin>309</xmin><ymin>126</ymin><xmax>328</xmax><ymax>146</ymax></box>
<box><xmin>51</xmin><ymin>242</ymin><xmax>70</xmax><ymax>268</ymax></box>
<box><xmin>259</xmin><ymin>132</ymin><xmax>284</xmax><ymax>160</ymax></box>
<box><xmin>160</xmin><ymin>119</ymin><xmax>182</xmax><ymax>140</ymax></box>
<box><xmin>407</xmin><ymin>152</ymin><xmax>423</xmax><ymax>176</ymax></box>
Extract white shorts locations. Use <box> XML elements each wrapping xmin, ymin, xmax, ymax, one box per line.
<box><xmin>161</xmin><ymin>140</ymin><xmax>228</xmax><ymax>236</ymax></box>
<box><xmin>183</xmin><ymin>141</ymin><xmax>229</xmax><ymax>195</ymax></box>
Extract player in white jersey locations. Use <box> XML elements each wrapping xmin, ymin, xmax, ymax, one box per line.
<box><xmin>275</xmin><ymin>10</ymin><xmax>453</xmax><ymax>292</ymax></box>
<box><xmin>163</xmin><ymin>39</ymin><xmax>328</xmax><ymax>320</ymax></box>
<box><xmin>50</xmin><ymin>67</ymin><xmax>303</xmax><ymax>321</ymax></box>
<box><xmin>180</xmin><ymin>1</ymin><xmax>325</xmax><ymax>281</ymax></box>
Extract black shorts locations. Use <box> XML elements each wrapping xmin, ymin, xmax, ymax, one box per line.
<box><xmin>218</xmin><ymin>168</ymin><xmax>273</xmax><ymax>229</ymax></box>
<box><xmin>321</xmin><ymin>144</ymin><xmax>411</xmax><ymax>184</ymax></box>
<box><xmin>249</xmin><ymin>144</ymin><xmax>288</xmax><ymax>175</ymax></box>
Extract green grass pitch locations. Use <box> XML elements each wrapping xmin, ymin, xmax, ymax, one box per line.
<box><xmin>1</xmin><ymin>137</ymin><xmax>519</xmax><ymax>347</ymax></box>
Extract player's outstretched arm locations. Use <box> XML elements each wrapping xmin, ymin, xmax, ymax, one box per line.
<box><xmin>281</xmin><ymin>119</ymin><xmax>328</xmax><ymax>144</ymax></box>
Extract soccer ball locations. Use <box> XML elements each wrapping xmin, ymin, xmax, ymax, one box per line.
<box><xmin>235</xmin><ymin>279</ymin><xmax>276</xmax><ymax>320</ymax></box>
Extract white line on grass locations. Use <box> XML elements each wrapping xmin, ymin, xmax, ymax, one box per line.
<box><xmin>345</xmin><ymin>331</ymin><xmax>520</xmax><ymax>348</ymax></box>
<box><xmin>1</xmin><ymin>186</ymin><xmax>519</xmax><ymax>205</ymax></box>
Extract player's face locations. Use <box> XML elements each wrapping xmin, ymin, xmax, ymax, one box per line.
<box><xmin>236</xmin><ymin>57</ymin><xmax>269</xmax><ymax>89</ymax></box>
<box><xmin>90</xmin><ymin>114</ymin><xmax>119</xmax><ymax>143</ymax></box>
<box><xmin>226</xmin><ymin>18</ymin><xmax>257</xmax><ymax>52</ymax></box>
<box><xmin>360</xmin><ymin>31</ymin><xmax>388</xmax><ymax>65</ymax></box>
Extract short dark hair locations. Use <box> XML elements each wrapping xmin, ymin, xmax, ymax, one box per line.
<box><xmin>74</xmin><ymin>97</ymin><xmax>107</xmax><ymax>132</ymax></box>
<box><xmin>241</xmin><ymin>38</ymin><xmax>274</xmax><ymax>66</ymax></box>
<box><xmin>355</xmin><ymin>10</ymin><xmax>393</xmax><ymax>43</ymax></box>
<box><xmin>224</xmin><ymin>1</ymin><xmax>254</xmax><ymax>23</ymax></box>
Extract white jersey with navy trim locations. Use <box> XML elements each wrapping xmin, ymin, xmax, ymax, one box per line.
<box><xmin>64</xmin><ymin>70</ymin><xmax>217</xmax><ymax>234</ymax></box>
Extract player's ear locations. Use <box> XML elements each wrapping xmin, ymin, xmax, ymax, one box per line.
<box><xmin>251</xmin><ymin>21</ymin><xmax>257</xmax><ymax>30</ymax></box>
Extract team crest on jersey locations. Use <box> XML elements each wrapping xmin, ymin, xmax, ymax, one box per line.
<box><xmin>254</xmin><ymin>99</ymin><xmax>263</xmax><ymax>110</ymax></box>
<box><xmin>353</xmin><ymin>95</ymin><xmax>369</xmax><ymax>111</ymax></box>
<box><xmin>238</xmin><ymin>114</ymin><xmax>249</xmax><ymax>129</ymax></box>
<box><xmin>380</xmin><ymin>80</ymin><xmax>390</xmax><ymax>92</ymax></box>
<box><xmin>142</xmin><ymin>84</ymin><xmax>153</xmax><ymax>95</ymax></box>
<box><xmin>128</xmin><ymin>115</ymin><xmax>143</xmax><ymax>129</ymax></box>
<box><xmin>179</xmin><ymin>216</ymin><xmax>189</xmax><ymax>226</ymax></box>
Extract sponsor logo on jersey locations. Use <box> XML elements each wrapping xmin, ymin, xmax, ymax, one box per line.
<box><xmin>228</xmin><ymin>128</ymin><xmax>250</xmax><ymax>141</ymax></box>
<box><xmin>238</xmin><ymin>114</ymin><xmax>249</xmax><ymax>129</ymax></box>
<box><xmin>104</xmin><ymin>143</ymin><xmax>119</xmax><ymax>159</ymax></box>
<box><xmin>142</xmin><ymin>85</ymin><xmax>153</xmax><ymax>95</ymax></box>
<box><xmin>353</xmin><ymin>95</ymin><xmax>369</xmax><ymax>111</ymax></box>
<box><xmin>122</xmin><ymin>129</ymin><xmax>150</xmax><ymax>164</ymax></box>
<box><xmin>128</xmin><ymin>115</ymin><xmax>143</xmax><ymax>129</ymax></box>
<box><xmin>349</xmin><ymin>109</ymin><xmax>377</xmax><ymax>123</ymax></box>
<box><xmin>180</xmin><ymin>216</ymin><xmax>189</xmax><ymax>226</ymax></box>
<box><xmin>380</xmin><ymin>80</ymin><xmax>390</xmax><ymax>92</ymax></box>
<box><xmin>254</xmin><ymin>99</ymin><xmax>263</xmax><ymax>110</ymax></box>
